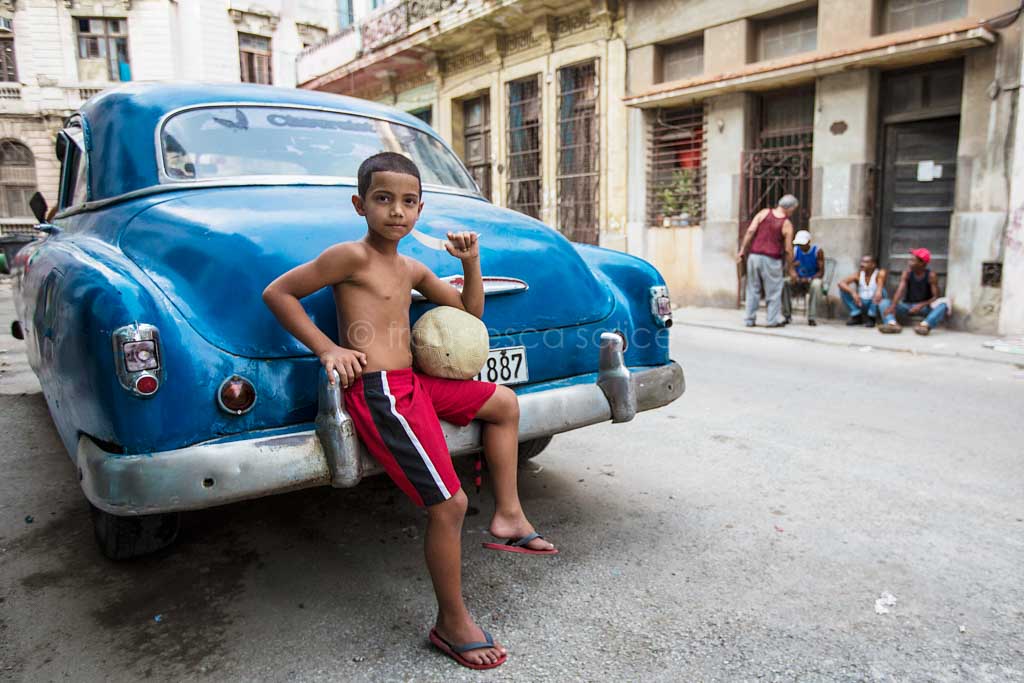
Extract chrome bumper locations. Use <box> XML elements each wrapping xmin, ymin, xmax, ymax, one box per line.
<box><xmin>79</xmin><ymin>334</ymin><xmax>685</xmax><ymax>515</ymax></box>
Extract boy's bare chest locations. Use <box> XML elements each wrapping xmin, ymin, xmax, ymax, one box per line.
<box><xmin>338</xmin><ymin>267</ymin><xmax>413</xmax><ymax>308</ymax></box>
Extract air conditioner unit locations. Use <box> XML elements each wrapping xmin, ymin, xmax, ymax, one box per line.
<box><xmin>0</xmin><ymin>18</ymin><xmax>13</xmax><ymax>32</ymax></box>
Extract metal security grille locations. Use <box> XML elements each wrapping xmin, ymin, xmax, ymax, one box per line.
<box><xmin>758</xmin><ymin>88</ymin><xmax>814</xmax><ymax>149</ymax></box>
<box><xmin>647</xmin><ymin>106</ymin><xmax>705</xmax><ymax>227</ymax></box>
<box><xmin>557</xmin><ymin>61</ymin><xmax>599</xmax><ymax>245</ymax></box>
<box><xmin>506</xmin><ymin>76</ymin><xmax>542</xmax><ymax>219</ymax></box>
<box><xmin>0</xmin><ymin>140</ymin><xmax>38</xmax><ymax>219</ymax></box>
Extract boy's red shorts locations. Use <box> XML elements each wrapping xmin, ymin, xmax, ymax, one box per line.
<box><xmin>344</xmin><ymin>368</ymin><xmax>497</xmax><ymax>507</ymax></box>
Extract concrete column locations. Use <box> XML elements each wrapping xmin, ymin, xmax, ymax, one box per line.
<box><xmin>949</xmin><ymin>39</ymin><xmax>1019</xmax><ymax>332</ymax></box>
<box><xmin>625</xmin><ymin>106</ymin><xmax>647</xmax><ymax>260</ymax></box>
<box><xmin>695</xmin><ymin>91</ymin><xmax>750</xmax><ymax>306</ymax></box>
<box><xmin>817</xmin><ymin>0</ymin><xmax>876</xmax><ymax>52</ymax></box>
<box><xmin>809</xmin><ymin>70</ymin><xmax>877</xmax><ymax>305</ymax></box>
<box><xmin>703</xmin><ymin>21</ymin><xmax>751</xmax><ymax>75</ymax></box>
<box><xmin>1000</xmin><ymin>29</ymin><xmax>1024</xmax><ymax>335</ymax></box>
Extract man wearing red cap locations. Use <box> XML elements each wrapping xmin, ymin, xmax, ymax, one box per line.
<box><xmin>877</xmin><ymin>248</ymin><xmax>948</xmax><ymax>335</ymax></box>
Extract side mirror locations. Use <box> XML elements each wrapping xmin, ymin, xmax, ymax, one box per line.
<box><xmin>29</xmin><ymin>192</ymin><xmax>48</xmax><ymax>224</ymax></box>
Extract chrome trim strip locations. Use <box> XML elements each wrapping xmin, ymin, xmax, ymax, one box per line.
<box><xmin>78</xmin><ymin>361</ymin><xmax>686</xmax><ymax>515</ymax></box>
<box><xmin>411</xmin><ymin>275</ymin><xmax>529</xmax><ymax>302</ymax></box>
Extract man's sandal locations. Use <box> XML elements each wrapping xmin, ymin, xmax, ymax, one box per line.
<box><xmin>914</xmin><ymin>323</ymin><xmax>931</xmax><ymax>336</ymax></box>
<box><xmin>482</xmin><ymin>531</ymin><xmax>558</xmax><ymax>555</ymax></box>
<box><xmin>429</xmin><ymin>628</ymin><xmax>507</xmax><ymax>670</ymax></box>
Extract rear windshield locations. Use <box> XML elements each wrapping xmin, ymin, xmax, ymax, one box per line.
<box><xmin>160</xmin><ymin>106</ymin><xmax>477</xmax><ymax>193</ymax></box>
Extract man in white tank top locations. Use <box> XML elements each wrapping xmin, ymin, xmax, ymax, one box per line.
<box><xmin>837</xmin><ymin>255</ymin><xmax>888</xmax><ymax>327</ymax></box>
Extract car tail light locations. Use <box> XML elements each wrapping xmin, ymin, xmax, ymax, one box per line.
<box><xmin>112</xmin><ymin>323</ymin><xmax>162</xmax><ymax>397</ymax></box>
<box><xmin>218</xmin><ymin>375</ymin><xmax>256</xmax><ymax>415</ymax></box>
<box><xmin>135</xmin><ymin>375</ymin><xmax>159</xmax><ymax>395</ymax></box>
<box><xmin>650</xmin><ymin>286</ymin><xmax>673</xmax><ymax>327</ymax></box>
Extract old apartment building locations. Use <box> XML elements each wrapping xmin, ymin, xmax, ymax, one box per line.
<box><xmin>299</xmin><ymin>0</ymin><xmax>1024</xmax><ymax>333</ymax></box>
<box><xmin>0</xmin><ymin>0</ymin><xmax>338</xmax><ymax>232</ymax></box>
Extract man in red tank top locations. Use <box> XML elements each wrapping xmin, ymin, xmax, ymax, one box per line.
<box><xmin>737</xmin><ymin>195</ymin><xmax>797</xmax><ymax>327</ymax></box>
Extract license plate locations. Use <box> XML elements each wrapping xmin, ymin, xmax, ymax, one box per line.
<box><xmin>475</xmin><ymin>346</ymin><xmax>528</xmax><ymax>385</ymax></box>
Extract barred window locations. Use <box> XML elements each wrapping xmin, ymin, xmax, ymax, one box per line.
<box><xmin>556</xmin><ymin>61</ymin><xmax>599</xmax><ymax>245</ymax></box>
<box><xmin>882</xmin><ymin>0</ymin><xmax>966</xmax><ymax>33</ymax></box>
<box><xmin>660</xmin><ymin>37</ymin><xmax>703</xmax><ymax>83</ymax></box>
<box><xmin>506</xmin><ymin>75</ymin><xmax>542</xmax><ymax>219</ymax></box>
<box><xmin>757</xmin><ymin>8</ymin><xmax>817</xmax><ymax>62</ymax></box>
<box><xmin>647</xmin><ymin>107</ymin><xmax>705</xmax><ymax>228</ymax></box>
<box><xmin>1</xmin><ymin>37</ymin><xmax>17</xmax><ymax>82</ymax></box>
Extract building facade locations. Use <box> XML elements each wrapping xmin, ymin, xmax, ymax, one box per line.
<box><xmin>0</xmin><ymin>0</ymin><xmax>338</xmax><ymax>233</ymax></box>
<box><xmin>299</xmin><ymin>0</ymin><xmax>1023</xmax><ymax>333</ymax></box>
<box><xmin>298</xmin><ymin>0</ymin><xmax>631</xmax><ymax>251</ymax></box>
<box><xmin>624</xmin><ymin>0</ymin><xmax>1020</xmax><ymax>334</ymax></box>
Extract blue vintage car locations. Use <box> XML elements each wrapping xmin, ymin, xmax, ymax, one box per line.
<box><xmin>11</xmin><ymin>83</ymin><xmax>684</xmax><ymax>559</ymax></box>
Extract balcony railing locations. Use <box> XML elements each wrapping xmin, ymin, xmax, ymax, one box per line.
<box><xmin>0</xmin><ymin>84</ymin><xmax>21</xmax><ymax>100</ymax></box>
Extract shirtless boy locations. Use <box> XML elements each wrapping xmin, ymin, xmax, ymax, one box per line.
<box><xmin>262</xmin><ymin>152</ymin><xmax>555</xmax><ymax>670</ymax></box>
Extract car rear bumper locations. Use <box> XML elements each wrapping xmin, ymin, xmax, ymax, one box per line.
<box><xmin>79</xmin><ymin>334</ymin><xmax>685</xmax><ymax>515</ymax></box>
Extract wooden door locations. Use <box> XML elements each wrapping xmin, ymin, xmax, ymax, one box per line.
<box><xmin>462</xmin><ymin>95</ymin><xmax>491</xmax><ymax>200</ymax></box>
<box><xmin>879</xmin><ymin>117</ymin><xmax>959</xmax><ymax>283</ymax></box>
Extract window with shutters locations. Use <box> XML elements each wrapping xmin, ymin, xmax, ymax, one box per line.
<box><xmin>75</xmin><ymin>18</ymin><xmax>131</xmax><ymax>82</ymax></box>
<box><xmin>756</xmin><ymin>8</ymin><xmax>817</xmax><ymax>62</ymax></box>
<box><xmin>0</xmin><ymin>140</ymin><xmax>38</xmax><ymax>218</ymax></box>
<box><xmin>506</xmin><ymin>75</ymin><xmax>542</xmax><ymax>219</ymax></box>
<box><xmin>239</xmin><ymin>33</ymin><xmax>272</xmax><ymax>85</ymax></box>
<box><xmin>881</xmin><ymin>0</ymin><xmax>966</xmax><ymax>33</ymax></box>
<box><xmin>647</xmin><ymin>106</ymin><xmax>705</xmax><ymax>227</ymax></box>
<box><xmin>0</xmin><ymin>37</ymin><xmax>17</xmax><ymax>82</ymax></box>
<box><xmin>659</xmin><ymin>37</ymin><xmax>703</xmax><ymax>83</ymax></box>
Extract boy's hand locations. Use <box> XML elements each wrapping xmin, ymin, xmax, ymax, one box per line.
<box><xmin>319</xmin><ymin>345</ymin><xmax>367</xmax><ymax>388</ymax></box>
<box><xmin>445</xmin><ymin>231</ymin><xmax>479</xmax><ymax>261</ymax></box>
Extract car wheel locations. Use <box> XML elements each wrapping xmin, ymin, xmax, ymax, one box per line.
<box><xmin>90</xmin><ymin>504</ymin><xmax>180</xmax><ymax>560</ymax></box>
<box><xmin>518</xmin><ymin>436</ymin><xmax>553</xmax><ymax>461</ymax></box>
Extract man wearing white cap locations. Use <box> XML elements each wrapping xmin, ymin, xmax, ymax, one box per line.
<box><xmin>782</xmin><ymin>229</ymin><xmax>825</xmax><ymax>326</ymax></box>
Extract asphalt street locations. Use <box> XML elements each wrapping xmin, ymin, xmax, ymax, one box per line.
<box><xmin>1</xmin><ymin>292</ymin><xmax>1022</xmax><ymax>681</ymax></box>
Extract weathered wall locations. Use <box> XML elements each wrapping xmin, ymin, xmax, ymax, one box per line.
<box><xmin>948</xmin><ymin>30</ymin><xmax>1021</xmax><ymax>332</ymax></box>
<box><xmin>1000</xmin><ymin>25</ymin><xmax>1024</xmax><ymax>335</ymax></box>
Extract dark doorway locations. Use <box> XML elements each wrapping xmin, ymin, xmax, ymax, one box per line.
<box><xmin>879</xmin><ymin>118</ymin><xmax>959</xmax><ymax>280</ymax></box>
<box><xmin>877</xmin><ymin>61</ymin><xmax>963</xmax><ymax>286</ymax></box>
<box><xmin>740</xmin><ymin>87</ymin><xmax>814</xmax><ymax>235</ymax></box>
<box><xmin>462</xmin><ymin>95</ymin><xmax>491</xmax><ymax>200</ymax></box>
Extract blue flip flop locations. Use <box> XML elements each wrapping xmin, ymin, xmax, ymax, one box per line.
<box><xmin>429</xmin><ymin>628</ymin><xmax>507</xmax><ymax>670</ymax></box>
<box><xmin>482</xmin><ymin>531</ymin><xmax>558</xmax><ymax>555</ymax></box>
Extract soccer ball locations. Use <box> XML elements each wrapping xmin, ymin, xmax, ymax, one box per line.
<box><xmin>411</xmin><ymin>306</ymin><xmax>489</xmax><ymax>380</ymax></box>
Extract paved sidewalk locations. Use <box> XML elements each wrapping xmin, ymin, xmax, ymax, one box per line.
<box><xmin>675</xmin><ymin>305</ymin><xmax>1024</xmax><ymax>368</ymax></box>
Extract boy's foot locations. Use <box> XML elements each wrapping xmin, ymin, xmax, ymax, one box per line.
<box><xmin>487</xmin><ymin>513</ymin><xmax>556</xmax><ymax>553</ymax></box>
<box><xmin>846</xmin><ymin>315</ymin><xmax>863</xmax><ymax>326</ymax></box>
<box><xmin>430</xmin><ymin>622</ymin><xmax>507</xmax><ymax>670</ymax></box>
<box><xmin>879</xmin><ymin>322</ymin><xmax>902</xmax><ymax>334</ymax></box>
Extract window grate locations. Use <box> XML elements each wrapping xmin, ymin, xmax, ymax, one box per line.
<box><xmin>556</xmin><ymin>61</ymin><xmax>599</xmax><ymax>245</ymax></box>
<box><xmin>0</xmin><ymin>140</ymin><xmax>38</xmax><ymax>219</ymax></box>
<box><xmin>506</xmin><ymin>75</ymin><xmax>542</xmax><ymax>219</ymax></box>
<box><xmin>647</xmin><ymin>105</ymin><xmax>706</xmax><ymax>228</ymax></box>
<box><xmin>239</xmin><ymin>33</ymin><xmax>272</xmax><ymax>85</ymax></box>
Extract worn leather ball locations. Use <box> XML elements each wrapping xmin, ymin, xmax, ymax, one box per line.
<box><xmin>411</xmin><ymin>306</ymin><xmax>489</xmax><ymax>380</ymax></box>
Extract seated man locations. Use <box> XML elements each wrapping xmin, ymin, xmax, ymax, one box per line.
<box><xmin>837</xmin><ymin>255</ymin><xmax>887</xmax><ymax>327</ymax></box>
<box><xmin>878</xmin><ymin>248</ymin><xmax>949</xmax><ymax>335</ymax></box>
<box><xmin>782</xmin><ymin>230</ymin><xmax>824</xmax><ymax>326</ymax></box>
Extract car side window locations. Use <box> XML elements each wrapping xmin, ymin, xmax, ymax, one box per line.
<box><xmin>57</xmin><ymin>127</ymin><xmax>88</xmax><ymax>210</ymax></box>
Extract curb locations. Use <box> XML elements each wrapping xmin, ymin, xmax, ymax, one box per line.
<box><xmin>678</xmin><ymin>320</ymin><xmax>1024</xmax><ymax>369</ymax></box>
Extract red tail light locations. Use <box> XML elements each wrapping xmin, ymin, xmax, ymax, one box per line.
<box><xmin>218</xmin><ymin>376</ymin><xmax>256</xmax><ymax>415</ymax></box>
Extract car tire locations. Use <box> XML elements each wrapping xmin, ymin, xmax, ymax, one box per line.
<box><xmin>517</xmin><ymin>436</ymin><xmax>553</xmax><ymax>461</ymax></box>
<box><xmin>90</xmin><ymin>504</ymin><xmax>181</xmax><ymax>561</ymax></box>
